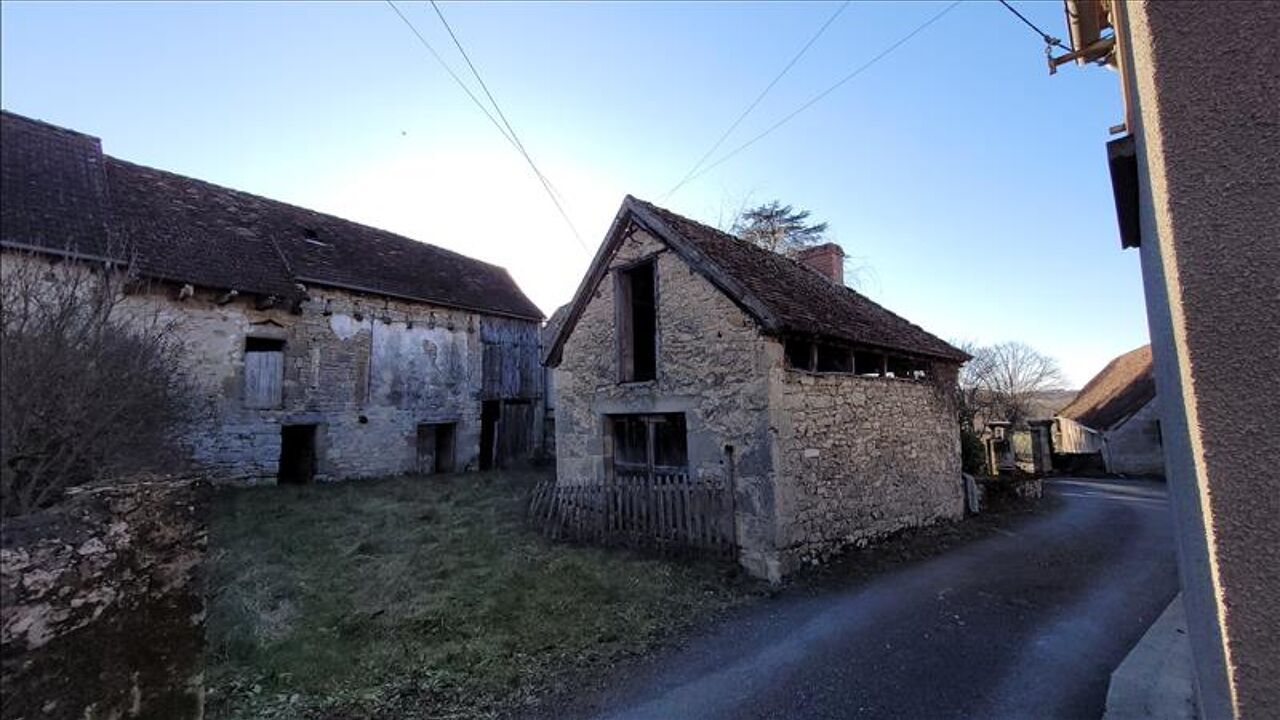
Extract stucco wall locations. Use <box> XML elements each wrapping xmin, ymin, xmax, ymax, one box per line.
<box><xmin>768</xmin><ymin>366</ymin><xmax>964</xmax><ymax>572</ymax></box>
<box><xmin>553</xmin><ymin>227</ymin><xmax>779</xmax><ymax>577</ymax></box>
<box><xmin>1121</xmin><ymin>3</ymin><xmax>1280</xmax><ymax>717</ymax></box>
<box><xmin>1103</xmin><ymin>398</ymin><xmax>1164</xmax><ymax>476</ymax></box>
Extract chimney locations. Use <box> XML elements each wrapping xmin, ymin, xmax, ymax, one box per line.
<box><xmin>795</xmin><ymin>243</ymin><xmax>845</xmax><ymax>285</ymax></box>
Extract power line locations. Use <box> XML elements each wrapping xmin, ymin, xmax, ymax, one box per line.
<box><xmin>384</xmin><ymin>1</ymin><xmax>588</xmax><ymax>251</ymax></box>
<box><xmin>428</xmin><ymin>0</ymin><xmax>586</xmax><ymax>250</ymax></box>
<box><xmin>996</xmin><ymin>0</ymin><xmax>1071</xmax><ymax>51</ymax></box>
<box><xmin>384</xmin><ymin>1</ymin><xmax>514</xmax><ymax>147</ymax></box>
<box><xmin>661</xmin><ymin>0</ymin><xmax>853</xmax><ymax>202</ymax></box>
<box><xmin>668</xmin><ymin>1</ymin><xmax>962</xmax><ymax>196</ymax></box>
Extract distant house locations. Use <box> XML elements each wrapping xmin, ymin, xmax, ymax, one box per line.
<box><xmin>1054</xmin><ymin>345</ymin><xmax>1164</xmax><ymax>476</ymax></box>
<box><xmin>544</xmin><ymin>196</ymin><xmax>970</xmax><ymax>580</ymax></box>
<box><xmin>1</xmin><ymin>110</ymin><xmax>544</xmax><ymax>484</ymax></box>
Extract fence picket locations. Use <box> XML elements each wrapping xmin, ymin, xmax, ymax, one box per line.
<box><xmin>529</xmin><ymin>473</ymin><xmax>734</xmax><ymax>559</ymax></box>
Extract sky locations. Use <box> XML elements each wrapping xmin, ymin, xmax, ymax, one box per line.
<box><xmin>0</xmin><ymin>0</ymin><xmax>1150</xmax><ymax>387</ymax></box>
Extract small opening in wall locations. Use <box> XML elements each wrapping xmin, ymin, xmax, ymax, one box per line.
<box><xmin>785</xmin><ymin>339</ymin><xmax>814</xmax><ymax>371</ymax></box>
<box><xmin>816</xmin><ymin>343</ymin><xmax>853</xmax><ymax>373</ymax></box>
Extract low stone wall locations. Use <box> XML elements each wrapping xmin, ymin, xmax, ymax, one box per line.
<box><xmin>770</xmin><ymin>370</ymin><xmax>965</xmax><ymax>572</ymax></box>
<box><xmin>1</xmin><ymin>478</ymin><xmax>206</xmax><ymax>719</ymax></box>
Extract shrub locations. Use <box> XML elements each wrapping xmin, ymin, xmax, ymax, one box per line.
<box><xmin>1</xmin><ymin>253</ymin><xmax>190</xmax><ymax>516</ymax></box>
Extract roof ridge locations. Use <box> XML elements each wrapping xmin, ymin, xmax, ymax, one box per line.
<box><xmin>630</xmin><ymin>196</ymin><xmax>967</xmax><ymax>360</ymax></box>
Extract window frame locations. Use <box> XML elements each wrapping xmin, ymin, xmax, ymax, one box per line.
<box><xmin>614</xmin><ymin>258</ymin><xmax>659</xmax><ymax>384</ymax></box>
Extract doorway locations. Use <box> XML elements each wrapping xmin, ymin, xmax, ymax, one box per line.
<box><xmin>279</xmin><ymin>424</ymin><xmax>317</xmax><ymax>484</ymax></box>
<box><xmin>480</xmin><ymin>401</ymin><xmax>500</xmax><ymax>470</ymax></box>
<box><xmin>417</xmin><ymin>422</ymin><xmax>457</xmax><ymax>474</ymax></box>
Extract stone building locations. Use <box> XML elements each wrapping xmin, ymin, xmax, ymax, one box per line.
<box><xmin>1054</xmin><ymin>344</ymin><xmax>1163</xmax><ymax>476</ymax></box>
<box><xmin>544</xmin><ymin>196</ymin><xmax>970</xmax><ymax>580</ymax></box>
<box><xmin>1</xmin><ymin>110</ymin><xmax>544</xmax><ymax>484</ymax></box>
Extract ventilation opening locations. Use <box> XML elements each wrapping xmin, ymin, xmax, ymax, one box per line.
<box><xmin>279</xmin><ymin>424</ymin><xmax>318</xmax><ymax>484</ymax></box>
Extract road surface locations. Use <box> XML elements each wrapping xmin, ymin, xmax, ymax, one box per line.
<box><xmin>570</xmin><ymin>478</ymin><xmax>1178</xmax><ymax>720</ymax></box>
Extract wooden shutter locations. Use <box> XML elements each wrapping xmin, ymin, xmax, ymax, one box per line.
<box><xmin>245</xmin><ymin>350</ymin><xmax>284</xmax><ymax>408</ymax></box>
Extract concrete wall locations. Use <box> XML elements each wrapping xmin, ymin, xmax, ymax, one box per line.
<box><xmin>1102</xmin><ymin>398</ymin><xmax>1164</xmax><ymax>477</ymax></box>
<box><xmin>1119</xmin><ymin>3</ymin><xmax>1280</xmax><ymax>717</ymax></box>
<box><xmin>768</xmin><ymin>365</ymin><xmax>964</xmax><ymax>572</ymax></box>
<box><xmin>553</xmin><ymin>227</ymin><xmax>779</xmax><ymax>577</ymax></box>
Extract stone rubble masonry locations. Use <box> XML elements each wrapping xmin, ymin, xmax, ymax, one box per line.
<box><xmin>0</xmin><ymin>249</ymin><xmax>543</xmax><ymax>485</ymax></box>
<box><xmin>0</xmin><ymin>477</ymin><xmax>207</xmax><ymax>720</ymax></box>
<box><xmin>769</xmin><ymin>365</ymin><xmax>964</xmax><ymax>572</ymax></box>
<box><xmin>554</xmin><ymin>228</ymin><xmax>964</xmax><ymax>580</ymax></box>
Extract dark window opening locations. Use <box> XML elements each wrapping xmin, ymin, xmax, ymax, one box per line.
<box><xmin>278</xmin><ymin>424</ymin><xmax>317</xmax><ymax>484</ymax></box>
<box><xmin>245</xmin><ymin>337</ymin><xmax>285</xmax><ymax>408</ymax></box>
<box><xmin>479</xmin><ymin>400</ymin><xmax>500</xmax><ymax>471</ymax></box>
<box><xmin>816</xmin><ymin>344</ymin><xmax>853</xmax><ymax>373</ymax></box>
<box><xmin>617</xmin><ymin>261</ymin><xmax>657</xmax><ymax>382</ymax></box>
<box><xmin>854</xmin><ymin>351</ymin><xmax>884</xmax><ymax>376</ymax></box>
<box><xmin>785</xmin><ymin>339</ymin><xmax>814</xmax><ymax>371</ymax></box>
<box><xmin>611</xmin><ymin>413</ymin><xmax>688</xmax><ymax>477</ymax></box>
<box><xmin>246</xmin><ymin>337</ymin><xmax>285</xmax><ymax>352</ymax></box>
<box><xmin>886</xmin><ymin>356</ymin><xmax>915</xmax><ymax>379</ymax></box>
<box><xmin>417</xmin><ymin>423</ymin><xmax>456</xmax><ymax>474</ymax></box>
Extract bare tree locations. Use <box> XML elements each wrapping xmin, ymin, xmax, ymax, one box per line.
<box><xmin>957</xmin><ymin>341</ymin><xmax>1066</xmax><ymax>427</ymax></box>
<box><xmin>0</xmin><ymin>252</ymin><xmax>191</xmax><ymax>516</ymax></box>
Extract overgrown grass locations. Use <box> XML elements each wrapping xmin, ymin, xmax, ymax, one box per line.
<box><xmin>204</xmin><ymin>470</ymin><xmax>760</xmax><ymax>719</ymax></box>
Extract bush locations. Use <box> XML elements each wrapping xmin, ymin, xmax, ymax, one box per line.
<box><xmin>1</xmin><ymin>253</ymin><xmax>190</xmax><ymax>516</ymax></box>
<box><xmin>960</xmin><ymin>426</ymin><xmax>986</xmax><ymax>476</ymax></box>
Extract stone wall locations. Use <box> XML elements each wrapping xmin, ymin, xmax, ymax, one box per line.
<box><xmin>119</xmin><ymin>280</ymin><xmax>541</xmax><ymax>484</ymax></box>
<box><xmin>553</xmin><ymin>227</ymin><xmax>780</xmax><ymax>577</ymax></box>
<box><xmin>1103</xmin><ymin>398</ymin><xmax>1165</xmax><ymax>476</ymax></box>
<box><xmin>768</xmin><ymin>365</ymin><xmax>964</xmax><ymax>572</ymax></box>
<box><xmin>1</xmin><ymin>478</ymin><xmax>206</xmax><ymax>719</ymax></box>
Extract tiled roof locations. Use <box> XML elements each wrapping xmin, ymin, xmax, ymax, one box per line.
<box><xmin>0</xmin><ymin>113</ymin><xmax>114</xmax><ymax>258</ymax></box>
<box><xmin>1</xmin><ymin>111</ymin><xmax>542</xmax><ymax>320</ymax></box>
<box><xmin>630</xmin><ymin>197</ymin><xmax>969</xmax><ymax>362</ymax></box>
<box><xmin>1058</xmin><ymin>345</ymin><xmax>1155</xmax><ymax>430</ymax></box>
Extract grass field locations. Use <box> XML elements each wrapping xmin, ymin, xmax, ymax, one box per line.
<box><xmin>204</xmin><ymin>470</ymin><xmax>760</xmax><ymax>719</ymax></box>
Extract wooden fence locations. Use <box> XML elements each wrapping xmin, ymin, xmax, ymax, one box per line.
<box><xmin>529</xmin><ymin>472</ymin><xmax>735</xmax><ymax>558</ymax></box>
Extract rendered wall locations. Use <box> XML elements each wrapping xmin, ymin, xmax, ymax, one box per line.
<box><xmin>1120</xmin><ymin>3</ymin><xmax>1280</xmax><ymax>717</ymax></box>
<box><xmin>1102</xmin><ymin>398</ymin><xmax>1164</xmax><ymax>477</ymax></box>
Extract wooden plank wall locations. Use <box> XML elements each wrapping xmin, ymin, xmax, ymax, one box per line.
<box><xmin>480</xmin><ymin>318</ymin><xmax>541</xmax><ymax>400</ymax></box>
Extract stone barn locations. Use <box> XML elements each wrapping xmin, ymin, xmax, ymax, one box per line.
<box><xmin>544</xmin><ymin>196</ymin><xmax>970</xmax><ymax>580</ymax></box>
<box><xmin>1</xmin><ymin>110</ymin><xmax>544</xmax><ymax>484</ymax></box>
<box><xmin>1054</xmin><ymin>345</ymin><xmax>1164</xmax><ymax>476</ymax></box>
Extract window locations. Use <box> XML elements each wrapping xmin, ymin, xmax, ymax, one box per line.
<box><xmin>816</xmin><ymin>344</ymin><xmax>853</xmax><ymax>373</ymax></box>
<box><xmin>785</xmin><ymin>339</ymin><xmax>814</xmax><ymax>371</ymax></box>
<box><xmin>244</xmin><ymin>337</ymin><xmax>285</xmax><ymax>409</ymax></box>
<box><xmin>611</xmin><ymin>413</ymin><xmax>688</xmax><ymax>478</ymax></box>
<box><xmin>854</xmin><ymin>350</ymin><xmax>884</xmax><ymax>376</ymax></box>
<box><xmin>616</xmin><ymin>261</ymin><xmax>657</xmax><ymax>382</ymax></box>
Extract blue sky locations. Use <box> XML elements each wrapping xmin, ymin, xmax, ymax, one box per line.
<box><xmin>1</xmin><ymin>0</ymin><xmax>1148</xmax><ymax>386</ymax></box>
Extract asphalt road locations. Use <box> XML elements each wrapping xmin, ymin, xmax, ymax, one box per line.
<box><xmin>576</xmin><ymin>478</ymin><xmax>1179</xmax><ymax>720</ymax></box>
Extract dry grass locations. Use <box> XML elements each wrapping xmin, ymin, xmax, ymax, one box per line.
<box><xmin>204</xmin><ymin>469</ymin><xmax>760</xmax><ymax>719</ymax></box>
